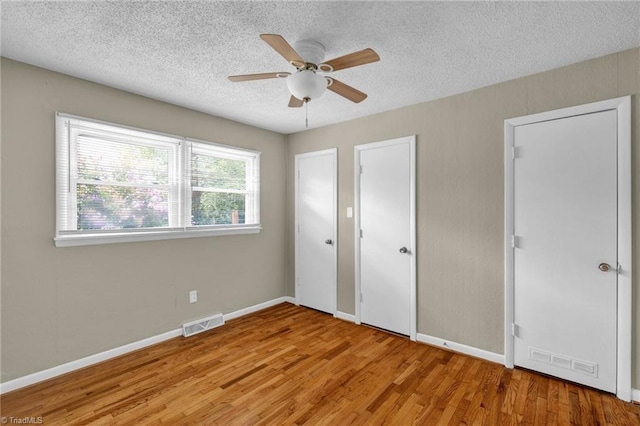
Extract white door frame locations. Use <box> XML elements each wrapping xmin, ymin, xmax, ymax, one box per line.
<box><xmin>504</xmin><ymin>96</ymin><xmax>632</xmax><ymax>401</ymax></box>
<box><xmin>354</xmin><ymin>135</ymin><xmax>417</xmax><ymax>341</ymax></box>
<box><xmin>294</xmin><ymin>148</ymin><xmax>338</xmax><ymax>315</ymax></box>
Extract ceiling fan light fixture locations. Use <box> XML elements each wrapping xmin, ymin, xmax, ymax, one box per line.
<box><xmin>286</xmin><ymin>69</ymin><xmax>327</xmax><ymax>102</ymax></box>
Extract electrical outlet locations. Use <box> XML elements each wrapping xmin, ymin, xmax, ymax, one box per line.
<box><xmin>189</xmin><ymin>290</ymin><xmax>198</xmax><ymax>304</ymax></box>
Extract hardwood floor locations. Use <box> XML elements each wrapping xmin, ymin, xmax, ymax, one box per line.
<box><xmin>2</xmin><ymin>303</ymin><xmax>639</xmax><ymax>425</ymax></box>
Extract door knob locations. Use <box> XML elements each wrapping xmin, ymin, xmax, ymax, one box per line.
<box><xmin>399</xmin><ymin>247</ymin><xmax>408</xmax><ymax>254</ymax></box>
<box><xmin>325</xmin><ymin>239</ymin><xmax>333</xmax><ymax>245</ymax></box>
<box><xmin>598</xmin><ymin>263</ymin><xmax>610</xmax><ymax>272</ymax></box>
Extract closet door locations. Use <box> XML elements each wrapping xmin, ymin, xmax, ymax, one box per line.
<box><xmin>355</xmin><ymin>136</ymin><xmax>416</xmax><ymax>338</ymax></box>
<box><xmin>295</xmin><ymin>149</ymin><xmax>337</xmax><ymax>314</ymax></box>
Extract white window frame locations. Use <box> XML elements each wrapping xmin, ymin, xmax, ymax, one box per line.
<box><xmin>55</xmin><ymin>113</ymin><xmax>261</xmax><ymax>247</ymax></box>
<box><xmin>186</xmin><ymin>139</ymin><xmax>260</xmax><ymax>227</ymax></box>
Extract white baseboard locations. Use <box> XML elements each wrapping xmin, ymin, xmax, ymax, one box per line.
<box><xmin>632</xmin><ymin>388</ymin><xmax>640</xmax><ymax>403</ymax></box>
<box><xmin>335</xmin><ymin>311</ymin><xmax>356</xmax><ymax>323</ymax></box>
<box><xmin>0</xmin><ymin>296</ymin><xmax>294</xmax><ymax>395</ymax></box>
<box><xmin>416</xmin><ymin>333</ymin><xmax>505</xmax><ymax>365</ymax></box>
<box><xmin>0</xmin><ymin>328</ymin><xmax>183</xmax><ymax>395</ymax></box>
<box><xmin>224</xmin><ymin>296</ymin><xmax>294</xmax><ymax>321</ymax></box>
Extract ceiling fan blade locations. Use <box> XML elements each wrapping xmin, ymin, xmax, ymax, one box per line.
<box><xmin>260</xmin><ymin>34</ymin><xmax>305</xmax><ymax>67</ymax></box>
<box><xmin>228</xmin><ymin>72</ymin><xmax>290</xmax><ymax>82</ymax></box>
<box><xmin>321</xmin><ymin>48</ymin><xmax>380</xmax><ymax>72</ymax></box>
<box><xmin>288</xmin><ymin>95</ymin><xmax>304</xmax><ymax>108</ymax></box>
<box><xmin>328</xmin><ymin>78</ymin><xmax>368</xmax><ymax>103</ymax></box>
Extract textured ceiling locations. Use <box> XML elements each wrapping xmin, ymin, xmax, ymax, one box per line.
<box><xmin>2</xmin><ymin>1</ymin><xmax>639</xmax><ymax>134</ymax></box>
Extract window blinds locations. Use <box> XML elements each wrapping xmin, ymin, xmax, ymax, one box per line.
<box><xmin>55</xmin><ymin>113</ymin><xmax>260</xmax><ymax>246</ymax></box>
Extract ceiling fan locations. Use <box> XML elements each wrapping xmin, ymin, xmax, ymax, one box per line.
<box><xmin>228</xmin><ymin>34</ymin><xmax>380</xmax><ymax>108</ymax></box>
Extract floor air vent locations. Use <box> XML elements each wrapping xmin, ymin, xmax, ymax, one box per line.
<box><xmin>182</xmin><ymin>313</ymin><xmax>225</xmax><ymax>337</ymax></box>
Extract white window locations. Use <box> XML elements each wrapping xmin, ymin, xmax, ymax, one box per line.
<box><xmin>55</xmin><ymin>113</ymin><xmax>260</xmax><ymax>247</ymax></box>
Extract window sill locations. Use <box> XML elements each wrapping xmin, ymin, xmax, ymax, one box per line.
<box><xmin>54</xmin><ymin>225</ymin><xmax>262</xmax><ymax>247</ymax></box>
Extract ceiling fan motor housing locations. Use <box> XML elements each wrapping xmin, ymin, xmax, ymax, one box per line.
<box><xmin>293</xmin><ymin>40</ymin><xmax>325</xmax><ymax>66</ymax></box>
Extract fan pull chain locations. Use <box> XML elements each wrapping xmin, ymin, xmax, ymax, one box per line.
<box><xmin>305</xmin><ymin>100</ymin><xmax>309</xmax><ymax>128</ymax></box>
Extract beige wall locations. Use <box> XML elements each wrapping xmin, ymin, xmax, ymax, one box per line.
<box><xmin>0</xmin><ymin>58</ymin><xmax>287</xmax><ymax>382</ymax></box>
<box><xmin>286</xmin><ymin>48</ymin><xmax>640</xmax><ymax>387</ymax></box>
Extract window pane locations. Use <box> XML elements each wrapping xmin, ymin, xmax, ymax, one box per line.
<box><xmin>191</xmin><ymin>191</ymin><xmax>245</xmax><ymax>226</ymax></box>
<box><xmin>77</xmin><ymin>184</ymin><xmax>169</xmax><ymax>230</ymax></box>
<box><xmin>191</xmin><ymin>154</ymin><xmax>246</xmax><ymax>190</ymax></box>
<box><xmin>77</xmin><ymin>137</ymin><xmax>169</xmax><ymax>185</ymax></box>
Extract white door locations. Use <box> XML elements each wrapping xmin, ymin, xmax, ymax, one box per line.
<box><xmin>513</xmin><ymin>110</ymin><xmax>618</xmax><ymax>392</ymax></box>
<box><xmin>295</xmin><ymin>149</ymin><xmax>337</xmax><ymax>315</ymax></box>
<box><xmin>356</xmin><ymin>136</ymin><xmax>415</xmax><ymax>338</ymax></box>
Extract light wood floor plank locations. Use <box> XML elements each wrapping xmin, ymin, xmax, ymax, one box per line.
<box><xmin>2</xmin><ymin>303</ymin><xmax>639</xmax><ymax>425</ymax></box>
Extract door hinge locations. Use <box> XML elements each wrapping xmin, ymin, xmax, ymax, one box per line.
<box><xmin>360</xmin><ymin>293</ymin><xmax>363</xmax><ymax>303</ymax></box>
<box><xmin>359</xmin><ymin>229</ymin><xmax>363</xmax><ymax>238</ymax></box>
<box><xmin>511</xmin><ymin>323</ymin><xmax>519</xmax><ymax>337</ymax></box>
<box><xmin>359</xmin><ymin>164</ymin><xmax>363</xmax><ymax>174</ymax></box>
<box><xmin>511</xmin><ymin>235</ymin><xmax>518</xmax><ymax>248</ymax></box>
<box><xmin>512</xmin><ymin>146</ymin><xmax>517</xmax><ymax>160</ymax></box>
